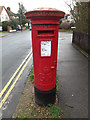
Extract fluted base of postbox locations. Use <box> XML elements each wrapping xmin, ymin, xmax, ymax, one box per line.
<box><xmin>34</xmin><ymin>86</ymin><xmax>56</xmax><ymax>106</ymax></box>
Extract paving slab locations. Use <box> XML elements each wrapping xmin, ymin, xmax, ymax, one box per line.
<box><xmin>57</xmin><ymin>32</ymin><xmax>88</xmax><ymax>118</ymax></box>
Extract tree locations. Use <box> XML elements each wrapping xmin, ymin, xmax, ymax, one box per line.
<box><xmin>9</xmin><ymin>18</ymin><xmax>19</xmax><ymax>29</ymax></box>
<box><xmin>66</xmin><ymin>0</ymin><xmax>88</xmax><ymax>34</ymax></box>
<box><xmin>17</xmin><ymin>3</ymin><xmax>29</xmax><ymax>26</ymax></box>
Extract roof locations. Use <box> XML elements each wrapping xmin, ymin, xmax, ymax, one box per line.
<box><xmin>0</xmin><ymin>6</ymin><xmax>17</xmax><ymax>17</ymax></box>
<box><xmin>7</xmin><ymin>9</ymin><xmax>17</xmax><ymax>17</ymax></box>
<box><xmin>0</xmin><ymin>6</ymin><xmax>3</xmax><ymax>15</ymax></box>
<box><xmin>0</xmin><ymin>6</ymin><xmax>9</xmax><ymax>17</ymax></box>
<box><xmin>65</xmin><ymin>14</ymin><xmax>70</xmax><ymax>16</ymax></box>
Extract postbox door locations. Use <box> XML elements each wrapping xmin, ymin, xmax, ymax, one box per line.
<box><xmin>38</xmin><ymin>38</ymin><xmax>57</xmax><ymax>90</ymax></box>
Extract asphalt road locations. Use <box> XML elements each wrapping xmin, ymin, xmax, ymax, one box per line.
<box><xmin>2</xmin><ymin>30</ymin><xmax>32</xmax><ymax>89</ymax></box>
<box><xmin>1</xmin><ymin>30</ymin><xmax>33</xmax><ymax>118</ymax></box>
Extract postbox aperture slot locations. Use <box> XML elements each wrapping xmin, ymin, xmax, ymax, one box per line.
<box><xmin>38</xmin><ymin>30</ymin><xmax>54</xmax><ymax>36</ymax></box>
<box><xmin>41</xmin><ymin>40</ymin><xmax>51</xmax><ymax>57</ymax></box>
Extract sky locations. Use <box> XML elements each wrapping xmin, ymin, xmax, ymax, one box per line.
<box><xmin>0</xmin><ymin>0</ymin><xmax>71</xmax><ymax>14</ymax></box>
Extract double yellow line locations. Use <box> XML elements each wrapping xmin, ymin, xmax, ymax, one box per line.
<box><xmin>0</xmin><ymin>52</ymin><xmax>32</xmax><ymax>109</ymax></box>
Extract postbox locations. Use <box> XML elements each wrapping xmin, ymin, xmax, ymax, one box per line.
<box><xmin>25</xmin><ymin>8</ymin><xmax>65</xmax><ymax>106</ymax></box>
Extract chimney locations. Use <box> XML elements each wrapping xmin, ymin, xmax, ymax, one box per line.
<box><xmin>7</xmin><ymin>7</ymin><xmax>11</xmax><ymax>11</ymax></box>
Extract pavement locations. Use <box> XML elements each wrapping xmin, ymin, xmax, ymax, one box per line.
<box><xmin>0</xmin><ymin>32</ymin><xmax>11</xmax><ymax>37</ymax></box>
<box><xmin>57</xmin><ymin>32</ymin><xmax>88</xmax><ymax>118</ymax></box>
<box><xmin>0</xmin><ymin>31</ymin><xmax>22</xmax><ymax>37</ymax></box>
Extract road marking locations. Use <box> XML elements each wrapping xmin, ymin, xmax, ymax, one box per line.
<box><xmin>0</xmin><ymin>54</ymin><xmax>32</xmax><ymax>109</ymax></box>
<box><xmin>0</xmin><ymin>49</ymin><xmax>32</xmax><ymax>99</ymax></box>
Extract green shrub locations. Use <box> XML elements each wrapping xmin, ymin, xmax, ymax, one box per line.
<box><xmin>2</xmin><ymin>21</ymin><xmax>9</xmax><ymax>31</ymax></box>
<box><xmin>60</xmin><ymin>21</ymin><xmax>70</xmax><ymax>30</ymax></box>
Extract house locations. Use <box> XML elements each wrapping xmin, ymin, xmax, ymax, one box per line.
<box><xmin>0</xmin><ymin>6</ymin><xmax>18</xmax><ymax>31</ymax></box>
<box><xmin>0</xmin><ymin>6</ymin><xmax>10</xmax><ymax>22</ymax></box>
<box><xmin>61</xmin><ymin>13</ymin><xmax>74</xmax><ymax>23</ymax></box>
<box><xmin>60</xmin><ymin>13</ymin><xmax>75</xmax><ymax>29</ymax></box>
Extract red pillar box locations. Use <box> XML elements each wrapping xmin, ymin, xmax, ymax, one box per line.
<box><xmin>25</xmin><ymin>8</ymin><xmax>65</xmax><ymax>106</ymax></box>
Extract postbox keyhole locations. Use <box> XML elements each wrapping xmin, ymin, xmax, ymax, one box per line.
<box><xmin>45</xmin><ymin>25</ymin><xmax>48</xmax><ymax>28</ymax></box>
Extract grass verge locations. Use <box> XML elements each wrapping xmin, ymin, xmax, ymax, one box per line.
<box><xmin>13</xmin><ymin>68</ymin><xmax>63</xmax><ymax>119</ymax></box>
<box><xmin>0</xmin><ymin>31</ymin><xmax>8</xmax><ymax>33</ymax></box>
<box><xmin>59</xmin><ymin>29</ymin><xmax>73</xmax><ymax>33</ymax></box>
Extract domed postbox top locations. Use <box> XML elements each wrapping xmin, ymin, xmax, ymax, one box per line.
<box><xmin>25</xmin><ymin>8</ymin><xmax>65</xmax><ymax>19</ymax></box>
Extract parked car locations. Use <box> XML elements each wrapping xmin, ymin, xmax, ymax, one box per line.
<box><xmin>16</xmin><ymin>25</ymin><xmax>21</xmax><ymax>31</ymax></box>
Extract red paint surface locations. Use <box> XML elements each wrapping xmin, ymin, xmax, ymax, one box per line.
<box><xmin>25</xmin><ymin>9</ymin><xmax>65</xmax><ymax>91</ymax></box>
